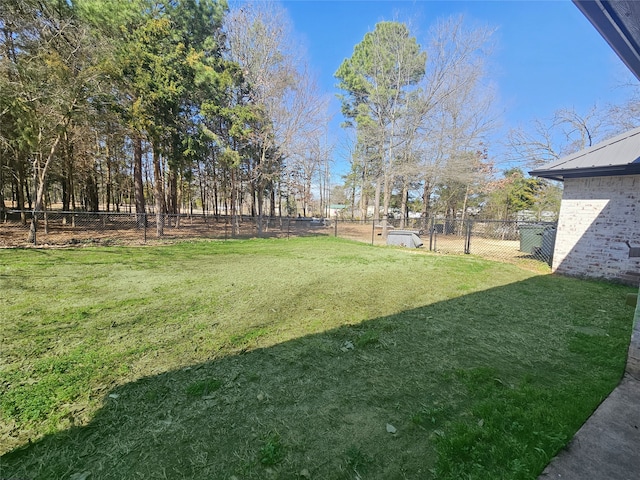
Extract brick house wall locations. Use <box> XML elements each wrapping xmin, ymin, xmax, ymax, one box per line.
<box><xmin>553</xmin><ymin>174</ymin><xmax>640</xmax><ymax>285</ymax></box>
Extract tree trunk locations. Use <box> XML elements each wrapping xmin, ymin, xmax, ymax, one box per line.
<box><xmin>197</xmin><ymin>161</ymin><xmax>207</xmax><ymax>218</ymax></box>
<box><xmin>213</xmin><ymin>170</ymin><xmax>219</xmax><ymax>219</ymax></box>
<box><xmin>0</xmin><ymin>152</ymin><xmax>5</xmax><ymax>214</ymax></box>
<box><xmin>28</xmin><ymin>133</ymin><xmax>62</xmax><ymax>242</ymax></box>
<box><xmin>257</xmin><ymin>188</ymin><xmax>264</xmax><ymax>236</ymax></box>
<box><xmin>86</xmin><ymin>172</ymin><xmax>99</xmax><ymax>212</ymax></box>
<box><xmin>382</xmin><ymin>171</ymin><xmax>391</xmax><ymax>237</ymax></box>
<box><xmin>14</xmin><ymin>153</ymin><xmax>27</xmax><ymax>224</ymax></box>
<box><xmin>373</xmin><ymin>177</ymin><xmax>381</xmax><ymax>222</ymax></box>
<box><xmin>61</xmin><ymin>150</ymin><xmax>71</xmax><ymax>211</ymax></box>
<box><xmin>460</xmin><ymin>184</ymin><xmax>470</xmax><ymax>229</ymax></box>
<box><xmin>399</xmin><ymin>182</ymin><xmax>408</xmax><ymax>229</ymax></box>
<box><xmin>152</xmin><ymin>147</ymin><xmax>165</xmax><ymax>237</ymax></box>
<box><xmin>105</xmin><ymin>143</ymin><xmax>112</xmax><ymax>213</ymax></box>
<box><xmin>381</xmin><ymin>114</ymin><xmax>398</xmax><ymax>237</ymax></box>
<box><xmin>166</xmin><ymin>167</ymin><xmax>178</xmax><ymax>215</ymax></box>
<box><xmin>270</xmin><ymin>182</ymin><xmax>276</xmax><ymax>218</ymax></box>
<box><xmin>70</xmin><ymin>169</ymin><xmax>76</xmax><ymax>211</ymax></box>
<box><xmin>133</xmin><ymin>136</ymin><xmax>146</xmax><ymax>226</ymax></box>
<box><xmin>359</xmin><ymin>164</ymin><xmax>368</xmax><ymax>219</ymax></box>
<box><xmin>422</xmin><ymin>179</ymin><xmax>432</xmax><ymax>219</ymax></box>
<box><xmin>231</xmin><ymin>167</ymin><xmax>239</xmax><ymax>235</ymax></box>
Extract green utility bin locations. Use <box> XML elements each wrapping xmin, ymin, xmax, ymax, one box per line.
<box><xmin>519</xmin><ymin>225</ymin><xmax>546</xmax><ymax>254</ymax></box>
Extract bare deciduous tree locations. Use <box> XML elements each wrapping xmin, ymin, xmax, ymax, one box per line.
<box><xmin>417</xmin><ymin>15</ymin><xmax>498</xmax><ymax>219</ymax></box>
<box><xmin>226</xmin><ymin>1</ymin><xmax>330</xmax><ymax>223</ymax></box>
<box><xmin>506</xmin><ymin>105</ymin><xmax>611</xmax><ymax>170</ymax></box>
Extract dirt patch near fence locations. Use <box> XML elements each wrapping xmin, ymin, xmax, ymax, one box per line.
<box><xmin>0</xmin><ymin>216</ymin><xmax>334</xmax><ymax>247</ymax></box>
<box><xmin>0</xmin><ymin>216</ymin><xmax>546</xmax><ymax>271</ymax></box>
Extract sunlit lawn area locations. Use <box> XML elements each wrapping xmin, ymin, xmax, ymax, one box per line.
<box><xmin>0</xmin><ymin>237</ymin><xmax>636</xmax><ymax>479</ymax></box>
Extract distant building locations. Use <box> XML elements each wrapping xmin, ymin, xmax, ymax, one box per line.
<box><xmin>328</xmin><ymin>205</ymin><xmax>347</xmax><ymax>218</ymax></box>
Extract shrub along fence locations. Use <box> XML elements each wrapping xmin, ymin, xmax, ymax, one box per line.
<box><xmin>0</xmin><ymin>209</ymin><xmax>556</xmax><ymax>265</ymax></box>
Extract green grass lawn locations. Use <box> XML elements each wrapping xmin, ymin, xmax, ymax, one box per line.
<box><xmin>0</xmin><ymin>237</ymin><xmax>636</xmax><ymax>479</ymax></box>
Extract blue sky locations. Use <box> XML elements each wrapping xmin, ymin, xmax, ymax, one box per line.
<box><xmin>276</xmin><ymin>0</ymin><xmax>638</xmax><ymax>178</ymax></box>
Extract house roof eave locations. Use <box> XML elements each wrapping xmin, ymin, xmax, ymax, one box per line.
<box><xmin>573</xmin><ymin>0</ymin><xmax>640</xmax><ymax>81</ymax></box>
<box><xmin>573</xmin><ymin>0</ymin><xmax>640</xmax><ymax>80</ymax></box>
<box><xmin>530</xmin><ymin>163</ymin><xmax>640</xmax><ymax>181</ymax></box>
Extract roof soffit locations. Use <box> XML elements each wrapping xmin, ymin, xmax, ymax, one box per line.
<box><xmin>573</xmin><ymin>0</ymin><xmax>640</xmax><ymax>80</ymax></box>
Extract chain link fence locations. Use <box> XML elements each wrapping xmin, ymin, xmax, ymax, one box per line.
<box><xmin>0</xmin><ymin>210</ymin><xmax>337</xmax><ymax>246</ymax></box>
<box><xmin>0</xmin><ymin>209</ymin><xmax>556</xmax><ymax>266</ymax></box>
<box><xmin>336</xmin><ymin>217</ymin><xmax>556</xmax><ymax>265</ymax></box>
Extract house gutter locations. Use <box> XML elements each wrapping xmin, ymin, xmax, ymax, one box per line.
<box><xmin>573</xmin><ymin>0</ymin><xmax>640</xmax><ymax>82</ymax></box>
<box><xmin>530</xmin><ymin>164</ymin><xmax>640</xmax><ymax>181</ymax></box>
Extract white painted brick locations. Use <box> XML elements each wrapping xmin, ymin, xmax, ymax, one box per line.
<box><xmin>553</xmin><ymin>174</ymin><xmax>640</xmax><ymax>285</ymax></box>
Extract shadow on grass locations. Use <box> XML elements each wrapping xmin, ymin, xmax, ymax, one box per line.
<box><xmin>1</xmin><ymin>276</ymin><xmax>635</xmax><ymax>480</ymax></box>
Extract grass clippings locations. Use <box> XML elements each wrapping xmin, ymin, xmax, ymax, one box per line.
<box><xmin>0</xmin><ymin>236</ymin><xmax>635</xmax><ymax>479</ymax></box>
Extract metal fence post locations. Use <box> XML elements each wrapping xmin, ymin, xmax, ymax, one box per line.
<box><xmin>143</xmin><ymin>213</ymin><xmax>147</xmax><ymax>243</ymax></box>
<box><xmin>464</xmin><ymin>220</ymin><xmax>472</xmax><ymax>254</ymax></box>
<box><xmin>32</xmin><ymin>211</ymin><xmax>37</xmax><ymax>245</ymax></box>
<box><xmin>334</xmin><ymin>214</ymin><xmax>338</xmax><ymax>237</ymax></box>
<box><xmin>429</xmin><ymin>217</ymin><xmax>435</xmax><ymax>251</ymax></box>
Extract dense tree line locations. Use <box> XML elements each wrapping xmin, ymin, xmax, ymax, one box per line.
<box><xmin>3</xmin><ymin>1</ymin><xmax>634</xmax><ymax>238</ymax></box>
<box><xmin>0</xmin><ymin>0</ymin><xmax>329</xmax><ymax>237</ymax></box>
